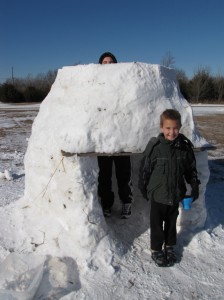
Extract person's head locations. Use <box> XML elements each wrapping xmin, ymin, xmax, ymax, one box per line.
<box><xmin>98</xmin><ymin>52</ymin><xmax>117</xmax><ymax>64</ymax></box>
<box><xmin>160</xmin><ymin>109</ymin><xmax>182</xmax><ymax>141</ymax></box>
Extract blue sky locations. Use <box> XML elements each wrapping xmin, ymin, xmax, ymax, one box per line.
<box><xmin>1</xmin><ymin>0</ymin><xmax>224</xmax><ymax>82</ymax></box>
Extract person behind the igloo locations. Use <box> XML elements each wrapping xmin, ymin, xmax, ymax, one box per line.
<box><xmin>97</xmin><ymin>52</ymin><xmax>133</xmax><ymax>219</ymax></box>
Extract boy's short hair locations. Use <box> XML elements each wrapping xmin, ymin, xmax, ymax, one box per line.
<box><xmin>160</xmin><ymin>109</ymin><xmax>182</xmax><ymax>127</ymax></box>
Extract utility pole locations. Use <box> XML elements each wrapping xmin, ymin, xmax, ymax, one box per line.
<box><xmin>12</xmin><ymin>66</ymin><xmax>14</xmax><ymax>84</ymax></box>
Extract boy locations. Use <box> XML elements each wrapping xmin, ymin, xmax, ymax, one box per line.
<box><xmin>139</xmin><ymin>109</ymin><xmax>200</xmax><ymax>267</ymax></box>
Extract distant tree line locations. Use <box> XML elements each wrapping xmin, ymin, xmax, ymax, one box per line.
<box><xmin>0</xmin><ymin>70</ymin><xmax>57</xmax><ymax>103</ymax></box>
<box><xmin>176</xmin><ymin>68</ymin><xmax>224</xmax><ymax>103</ymax></box>
<box><xmin>161</xmin><ymin>52</ymin><xmax>224</xmax><ymax>103</ymax></box>
<box><xmin>0</xmin><ymin>64</ymin><xmax>224</xmax><ymax>103</ymax></box>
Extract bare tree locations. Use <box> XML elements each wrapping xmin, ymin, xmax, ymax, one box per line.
<box><xmin>189</xmin><ymin>66</ymin><xmax>215</xmax><ymax>102</ymax></box>
<box><xmin>214</xmin><ymin>74</ymin><xmax>224</xmax><ymax>102</ymax></box>
<box><xmin>161</xmin><ymin>51</ymin><xmax>175</xmax><ymax>68</ymax></box>
<box><xmin>175</xmin><ymin>69</ymin><xmax>189</xmax><ymax>100</ymax></box>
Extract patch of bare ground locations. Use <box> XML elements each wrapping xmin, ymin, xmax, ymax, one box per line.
<box><xmin>194</xmin><ymin>114</ymin><xmax>224</xmax><ymax>158</ymax></box>
<box><xmin>0</xmin><ymin>109</ymin><xmax>36</xmax><ymax>157</ymax></box>
<box><xmin>0</xmin><ymin>129</ymin><xmax>6</xmax><ymax>138</ymax></box>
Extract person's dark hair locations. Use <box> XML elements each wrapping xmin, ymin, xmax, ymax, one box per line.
<box><xmin>160</xmin><ymin>109</ymin><xmax>182</xmax><ymax>127</ymax></box>
<box><xmin>98</xmin><ymin>52</ymin><xmax>117</xmax><ymax>64</ymax></box>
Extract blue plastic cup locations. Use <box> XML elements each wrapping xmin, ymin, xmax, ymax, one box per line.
<box><xmin>181</xmin><ymin>196</ymin><xmax>193</xmax><ymax>210</ymax></box>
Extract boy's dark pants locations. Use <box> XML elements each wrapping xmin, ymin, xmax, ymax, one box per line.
<box><xmin>150</xmin><ymin>201</ymin><xmax>179</xmax><ymax>251</ymax></box>
<box><xmin>98</xmin><ymin>156</ymin><xmax>132</xmax><ymax>210</ymax></box>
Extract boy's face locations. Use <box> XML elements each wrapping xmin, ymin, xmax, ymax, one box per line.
<box><xmin>160</xmin><ymin>119</ymin><xmax>180</xmax><ymax>141</ymax></box>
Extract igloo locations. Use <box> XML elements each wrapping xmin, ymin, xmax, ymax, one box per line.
<box><xmin>11</xmin><ymin>62</ymin><xmax>209</xmax><ymax>268</ymax></box>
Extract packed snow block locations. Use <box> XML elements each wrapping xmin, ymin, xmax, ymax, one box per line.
<box><xmin>31</xmin><ymin>62</ymin><xmax>206</xmax><ymax>155</ymax></box>
<box><xmin>20</xmin><ymin>62</ymin><xmax>208</xmax><ymax>267</ymax></box>
<box><xmin>22</xmin><ymin>153</ymin><xmax>113</xmax><ymax>269</ymax></box>
<box><xmin>0</xmin><ymin>253</ymin><xmax>45</xmax><ymax>300</ymax></box>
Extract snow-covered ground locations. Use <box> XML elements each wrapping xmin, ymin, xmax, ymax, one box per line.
<box><xmin>191</xmin><ymin>104</ymin><xmax>224</xmax><ymax>116</ymax></box>
<box><xmin>0</xmin><ymin>94</ymin><xmax>224</xmax><ymax>300</ymax></box>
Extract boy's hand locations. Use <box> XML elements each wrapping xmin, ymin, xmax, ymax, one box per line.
<box><xmin>191</xmin><ymin>178</ymin><xmax>200</xmax><ymax>201</ymax></box>
<box><xmin>191</xmin><ymin>186</ymin><xmax>199</xmax><ymax>201</ymax></box>
<box><xmin>141</xmin><ymin>188</ymin><xmax>149</xmax><ymax>200</ymax></box>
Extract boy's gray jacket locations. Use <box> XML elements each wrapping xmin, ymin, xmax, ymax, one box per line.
<box><xmin>139</xmin><ymin>133</ymin><xmax>199</xmax><ymax>206</ymax></box>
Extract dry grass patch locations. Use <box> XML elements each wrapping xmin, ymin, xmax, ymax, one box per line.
<box><xmin>194</xmin><ymin>115</ymin><xmax>224</xmax><ymax>146</ymax></box>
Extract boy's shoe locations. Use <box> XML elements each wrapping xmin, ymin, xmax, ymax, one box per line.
<box><xmin>103</xmin><ymin>208</ymin><xmax>111</xmax><ymax>217</ymax></box>
<box><xmin>151</xmin><ymin>250</ymin><xmax>169</xmax><ymax>267</ymax></box>
<box><xmin>165</xmin><ymin>246</ymin><xmax>177</xmax><ymax>266</ymax></box>
<box><xmin>121</xmin><ymin>203</ymin><xmax>132</xmax><ymax>219</ymax></box>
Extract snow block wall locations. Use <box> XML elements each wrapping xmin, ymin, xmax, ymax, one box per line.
<box><xmin>28</xmin><ymin>62</ymin><xmax>206</xmax><ymax>155</ymax></box>
<box><xmin>14</xmin><ymin>63</ymin><xmax>208</xmax><ymax>267</ymax></box>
